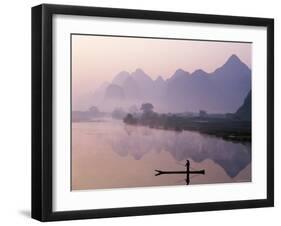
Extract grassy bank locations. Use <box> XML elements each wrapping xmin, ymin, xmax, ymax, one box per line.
<box><xmin>124</xmin><ymin>113</ymin><xmax>251</xmax><ymax>142</ymax></box>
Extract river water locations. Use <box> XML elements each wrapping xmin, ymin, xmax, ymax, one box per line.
<box><xmin>72</xmin><ymin>118</ymin><xmax>251</xmax><ymax>190</ymax></box>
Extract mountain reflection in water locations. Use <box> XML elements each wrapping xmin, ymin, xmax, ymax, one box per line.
<box><xmin>109</xmin><ymin>123</ymin><xmax>251</xmax><ymax>178</ymax></box>
<box><xmin>72</xmin><ymin>119</ymin><xmax>251</xmax><ymax>190</ymax></box>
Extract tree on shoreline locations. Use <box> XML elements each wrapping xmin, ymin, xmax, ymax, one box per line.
<box><xmin>140</xmin><ymin>103</ymin><xmax>154</xmax><ymax>113</ymax></box>
<box><xmin>123</xmin><ymin>113</ymin><xmax>137</xmax><ymax>124</ymax></box>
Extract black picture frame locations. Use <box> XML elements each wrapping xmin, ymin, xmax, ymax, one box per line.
<box><xmin>32</xmin><ymin>3</ymin><xmax>274</xmax><ymax>222</ymax></box>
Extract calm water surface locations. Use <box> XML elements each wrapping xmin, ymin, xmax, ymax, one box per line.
<box><xmin>72</xmin><ymin>118</ymin><xmax>251</xmax><ymax>190</ymax></box>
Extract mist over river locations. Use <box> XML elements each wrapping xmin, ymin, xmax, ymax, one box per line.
<box><xmin>72</xmin><ymin>118</ymin><xmax>251</xmax><ymax>190</ymax></box>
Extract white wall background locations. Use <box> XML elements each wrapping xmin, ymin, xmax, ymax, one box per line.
<box><xmin>0</xmin><ymin>0</ymin><xmax>278</xmax><ymax>225</ymax></box>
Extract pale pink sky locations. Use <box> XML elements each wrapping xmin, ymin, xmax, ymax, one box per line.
<box><xmin>72</xmin><ymin>35</ymin><xmax>251</xmax><ymax>107</ymax></box>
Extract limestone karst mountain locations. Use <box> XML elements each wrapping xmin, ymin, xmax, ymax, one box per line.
<box><xmin>96</xmin><ymin>54</ymin><xmax>251</xmax><ymax>113</ymax></box>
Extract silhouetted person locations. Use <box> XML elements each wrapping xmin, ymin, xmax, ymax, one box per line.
<box><xmin>155</xmin><ymin>159</ymin><xmax>205</xmax><ymax>185</ymax></box>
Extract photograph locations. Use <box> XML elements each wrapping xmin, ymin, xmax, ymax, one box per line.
<box><xmin>71</xmin><ymin>34</ymin><xmax>252</xmax><ymax>190</ymax></box>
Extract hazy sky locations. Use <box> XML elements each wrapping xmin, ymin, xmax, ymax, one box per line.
<box><xmin>72</xmin><ymin>34</ymin><xmax>251</xmax><ymax>108</ymax></box>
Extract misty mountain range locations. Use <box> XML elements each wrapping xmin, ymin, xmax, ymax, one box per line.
<box><xmin>92</xmin><ymin>54</ymin><xmax>251</xmax><ymax>113</ymax></box>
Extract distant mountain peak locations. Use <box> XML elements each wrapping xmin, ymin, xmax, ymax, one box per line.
<box><xmin>132</xmin><ymin>68</ymin><xmax>152</xmax><ymax>82</ymax></box>
<box><xmin>133</xmin><ymin>68</ymin><xmax>147</xmax><ymax>76</ymax></box>
<box><xmin>175</xmin><ymin>68</ymin><xmax>188</xmax><ymax>74</ymax></box>
<box><xmin>135</xmin><ymin>68</ymin><xmax>145</xmax><ymax>74</ymax></box>
<box><xmin>224</xmin><ymin>54</ymin><xmax>244</xmax><ymax>67</ymax></box>
<box><xmin>116</xmin><ymin>70</ymin><xmax>130</xmax><ymax>78</ymax></box>
<box><xmin>170</xmin><ymin>68</ymin><xmax>190</xmax><ymax>81</ymax></box>
<box><xmin>118</xmin><ymin>70</ymin><xmax>130</xmax><ymax>75</ymax></box>
<box><xmin>192</xmin><ymin>69</ymin><xmax>208</xmax><ymax>76</ymax></box>
<box><xmin>213</xmin><ymin>54</ymin><xmax>250</xmax><ymax>76</ymax></box>
<box><xmin>112</xmin><ymin>71</ymin><xmax>130</xmax><ymax>86</ymax></box>
<box><xmin>229</xmin><ymin>54</ymin><xmax>240</xmax><ymax>60</ymax></box>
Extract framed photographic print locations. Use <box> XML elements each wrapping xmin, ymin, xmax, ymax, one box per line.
<box><xmin>32</xmin><ymin>4</ymin><xmax>274</xmax><ymax>221</ymax></box>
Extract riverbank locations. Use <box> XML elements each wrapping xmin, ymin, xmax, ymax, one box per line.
<box><xmin>124</xmin><ymin>114</ymin><xmax>251</xmax><ymax>142</ymax></box>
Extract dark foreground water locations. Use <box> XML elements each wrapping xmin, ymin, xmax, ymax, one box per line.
<box><xmin>72</xmin><ymin>118</ymin><xmax>251</xmax><ymax>190</ymax></box>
